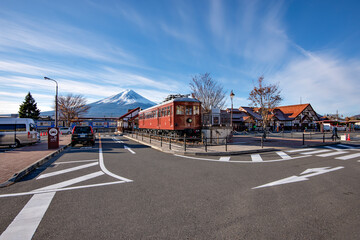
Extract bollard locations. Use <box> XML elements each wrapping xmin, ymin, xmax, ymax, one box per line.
<box><xmin>184</xmin><ymin>136</ymin><xmax>186</xmax><ymax>152</ymax></box>
<box><xmin>142</xmin><ymin>133</ymin><xmax>143</xmax><ymax>141</ymax></box>
<box><xmin>169</xmin><ymin>137</ymin><xmax>172</xmax><ymax>150</ymax></box>
<box><xmin>150</xmin><ymin>134</ymin><xmax>151</xmax><ymax>143</ymax></box>
<box><xmin>205</xmin><ymin>137</ymin><xmax>207</xmax><ymax>152</ymax></box>
<box><xmin>225</xmin><ymin>137</ymin><xmax>227</xmax><ymax>152</ymax></box>
<box><xmin>161</xmin><ymin>136</ymin><xmax>162</xmax><ymax>147</ymax></box>
<box><xmin>302</xmin><ymin>133</ymin><xmax>305</xmax><ymax>145</ymax></box>
<box><xmin>261</xmin><ymin>136</ymin><xmax>263</xmax><ymax>148</ymax></box>
<box><xmin>323</xmin><ymin>133</ymin><xmax>325</xmax><ymax>143</ymax></box>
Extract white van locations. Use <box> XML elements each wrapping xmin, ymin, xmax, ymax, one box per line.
<box><xmin>0</xmin><ymin>118</ymin><xmax>38</xmax><ymax>147</ymax></box>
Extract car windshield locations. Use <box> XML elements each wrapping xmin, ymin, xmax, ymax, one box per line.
<box><xmin>74</xmin><ymin>126</ymin><xmax>92</xmax><ymax>133</ymax></box>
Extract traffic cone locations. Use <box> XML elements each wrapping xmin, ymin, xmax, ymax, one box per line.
<box><xmin>347</xmin><ymin>134</ymin><xmax>351</xmax><ymax>141</ymax></box>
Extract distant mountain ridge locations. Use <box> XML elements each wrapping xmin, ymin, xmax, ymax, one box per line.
<box><xmin>41</xmin><ymin>89</ymin><xmax>156</xmax><ymax>118</ymax></box>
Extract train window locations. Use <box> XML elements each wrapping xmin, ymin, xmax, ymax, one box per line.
<box><xmin>194</xmin><ymin>106</ymin><xmax>200</xmax><ymax>115</ymax></box>
<box><xmin>186</xmin><ymin>106</ymin><xmax>192</xmax><ymax>115</ymax></box>
<box><xmin>176</xmin><ymin>105</ymin><xmax>184</xmax><ymax>115</ymax></box>
<box><xmin>167</xmin><ymin>106</ymin><xmax>170</xmax><ymax>116</ymax></box>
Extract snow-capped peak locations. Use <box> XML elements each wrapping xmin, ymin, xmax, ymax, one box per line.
<box><xmin>95</xmin><ymin>89</ymin><xmax>155</xmax><ymax>105</ymax></box>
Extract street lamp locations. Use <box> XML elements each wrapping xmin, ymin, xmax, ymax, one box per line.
<box><xmin>44</xmin><ymin>77</ymin><xmax>58</xmax><ymax>128</ymax></box>
<box><xmin>230</xmin><ymin>90</ymin><xmax>235</xmax><ymax>129</ymax></box>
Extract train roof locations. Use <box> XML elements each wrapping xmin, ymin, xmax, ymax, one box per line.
<box><xmin>139</xmin><ymin>97</ymin><xmax>201</xmax><ymax>112</ymax></box>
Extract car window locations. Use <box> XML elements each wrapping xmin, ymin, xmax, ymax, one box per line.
<box><xmin>74</xmin><ymin>126</ymin><xmax>91</xmax><ymax>133</ymax></box>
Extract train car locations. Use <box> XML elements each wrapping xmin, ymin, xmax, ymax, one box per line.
<box><xmin>139</xmin><ymin>97</ymin><xmax>201</xmax><ymax>137</ymax></box>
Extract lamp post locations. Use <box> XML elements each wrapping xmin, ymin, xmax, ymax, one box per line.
<box><xmin>44</xmin><ymin>77</ymin><xmax>58</xmax><ymax>128</ymax></box>
<box><xmin>230</xmin><ymin>90</ymin><xmax>234</xmax><ymax>129</ymax></box>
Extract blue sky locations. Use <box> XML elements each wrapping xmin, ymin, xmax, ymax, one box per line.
<box><xmin>0</xmin><ymin>0</ymin><xmax>359</xmax><ymax>116</ymax></box>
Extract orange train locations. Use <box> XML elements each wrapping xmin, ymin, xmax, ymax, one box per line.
<box><xmin>138</xmin><ymin>97</ymin><xmax>201</xmax><ymax>137</ymax></box>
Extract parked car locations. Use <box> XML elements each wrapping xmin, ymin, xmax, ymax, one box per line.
<box><xmin>0</xmin><ymin>118</ymin><xmax>38</xmax><ymax>148</ymax></box>
<box><xmin>71</xmin><ymin>126</ymin><xmax>95</xmax><ymax>147</ymax></box>
<box><xmin>59</xmin><ymin>127</ymin><xmax>72</xmax><ymax>135</ymax></box>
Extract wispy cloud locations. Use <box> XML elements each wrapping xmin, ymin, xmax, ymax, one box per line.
<box><xmin>271</xmin><ymin>51</ymin><xmax>360</xmax><ymax>116</ymax></box>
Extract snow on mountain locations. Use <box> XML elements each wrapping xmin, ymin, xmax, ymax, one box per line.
<box><xmin>94</xmin><ymin>89</ymin><xmax>154</xmax><ymax>105</ymax></box>
<box><xmin>41</xmin><ymin>89</ymin><xmax>156</xmax><ymax>118</ymax></box>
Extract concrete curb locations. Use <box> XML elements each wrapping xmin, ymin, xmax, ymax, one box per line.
<box><xmin>124</xmin><ymin>135</ymin><xmax>279</xmax><ymax>156</ymax></box>
<box><xmin>0</xmin><ymin>143</ymin><xmax>71</xmax><ymax>188</ymax></box>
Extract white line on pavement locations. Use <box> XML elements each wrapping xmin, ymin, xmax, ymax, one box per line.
<box><xmin>276</xmin><ymin>151</ymin><xmax>292</xmax><ymax>160</ymax></box>
<box><xmin>37</xmin><ymin>162</ymin><xmax>99</xmax><ymax>180</ymax></box>
<box><xmin>0</xmin><ymin>181</ymin><xmax>126</xmax><ymax>198</ymax></box>
<box><xmin>124</xmin><ymin>145</ymin><xmax>136</xmax><ymax>154</ymax></box>
<box><xmin>324</xmin><ymin>146</ymin><xmax>342</xmax><ymax>150</ymax></box>
<box><xmin>54</xmin><ymin>159</ymin><xmax>98</xmax><ymax>164</ymax></box>
<box><xmin>335</xmin><ymin>153</ymin><xmax>360</xmax><ymax>160</ymax></box>
<box><xmin>337</xmin><ymin>144</ymin><xmax>355</xmax><ymax>149</ymax></box>
<box><xmin>219</xmin><ymin>157</ymin><xmax>230</xmax><ymax>161</ymax></box>
<box><xmin>286</xmin><ymin>148</ymin><xmax>314</xmax><ymax>153</ymax></box>
<box><xmin>0</xmin><ymin>192</ymin><xmax>56</xmax><ymax>240</ymax></box>
<box><xmin>317</xmin><ymin>151</ymin><xmax>348</xmax><ymax>157</ymax></box>
<box><xmin>99</xmin><ymin>138</ymin><xmax>133</xmax><ymax>182</ymax></box>
<box><xmin>251</xmin><ymin>154</ymin><xmax>263</xmax><ymax>162</ymax></box>
<box><xmin>301</xmin><ymin>149</ymin><xmax>331</xmax><ymax>155</ymax></box>
<box><xmin>36</xmin><ymin>171</ymin><xmax>104</xmax><ymax>191</ymax></box>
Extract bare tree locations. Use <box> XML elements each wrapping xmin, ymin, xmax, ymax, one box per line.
<box><xmin>58</xmin><ymin>94</ymin><xmax>90</xmax><ymax>126</ymax></box>
<box><xmin>190</xmin><ymin>73</ymin><xmax>226</xmax><ymax>113</ymax></box>
<box><xmin>248</xmin><ymin>76</ymin><xmax>282</xmax><ymax>138</ymax></box>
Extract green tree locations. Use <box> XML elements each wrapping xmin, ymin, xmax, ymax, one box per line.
<box><xmin>18</xmin><ymin>92</ymin><xmax>41</xmax><ymax>119</ymax></box>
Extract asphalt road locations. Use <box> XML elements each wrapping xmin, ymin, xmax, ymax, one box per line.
<box><xmin>0</xmin><ymin>135</ymin><xmax>359</xmax><ymax>239</ymax></box>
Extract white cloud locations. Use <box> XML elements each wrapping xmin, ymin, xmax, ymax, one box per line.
<box><xmin>271</xmin><ymin>52</ymin><xmax>360</xmax><ymax>116</ymax></box>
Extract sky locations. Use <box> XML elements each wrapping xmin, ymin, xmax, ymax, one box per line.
<box><xmin>0</xmin><ymin>0</ymin><xmax>359</xmax><ymax>117</ymax></box>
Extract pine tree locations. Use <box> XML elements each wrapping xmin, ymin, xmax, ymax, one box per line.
<box><xmin>18</xmin><ymin>92</ymin><xmax>41</xmax><ymax>119</ymax></box>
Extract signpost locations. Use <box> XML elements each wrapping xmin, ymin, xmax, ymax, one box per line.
<box><xmin>48</xmin><ymin>127</ymin><xmax>59</xmax><ymax>149</ymax></box>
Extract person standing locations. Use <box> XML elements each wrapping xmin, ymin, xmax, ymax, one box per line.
<box><xmin>332</xmin><ymin>126</ymin><xmax>339</xmax><ymax>141</ymax></box>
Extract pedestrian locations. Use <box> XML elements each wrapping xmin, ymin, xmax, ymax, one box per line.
<box><xmin>332</xmin><ymin>126</ymin><xmax>339</xmax><ymax>141</ymax></box>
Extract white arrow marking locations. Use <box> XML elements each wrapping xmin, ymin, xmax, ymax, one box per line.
<box><xmin>124</xmin><ymin>145</ymin><xmax>136</xmax><ymax>154</ymax></box>
<box><xmin>253</xmin><ymin>166</ymin><xmax>344</xmax><ymax>189</ymax></box>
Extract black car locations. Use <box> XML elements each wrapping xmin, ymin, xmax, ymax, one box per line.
<box><xmin>71</xmin><ymin>126</ymin><xmax>95</xmax><ymax>147</ymax></box>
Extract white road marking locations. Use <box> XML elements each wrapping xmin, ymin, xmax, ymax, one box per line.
<box><xmin>174</xmin><ymin>154</ymin><xmax>308</xmax><ymax>163</ymax></box>
<box><xmin>0</xmin><ymin>181</ymin><xmax>126</xmax><ymax>198</ymax></box>
<box><xmin>54</xmin><ymin>159</ymin><xmax>98</xmax><ymax>164</ymax></box>
<box><xmin>124</xmin><ymin>145</ymin><xmax>136</xmax><ymax>154</ymax></box>
<box><xmin>37</xmin><ymin>162</ymin><xmax>99</xmax><ymax>179</ymax></box>
<box><xmin>253</xmin><ymin>166</ymin><xmax>344</xmax><ymax>189</ymax></box>
<box><xmin>276</xmin><ymin>151</ymin><xmax>292</xmax><ymax>160</ymax></box>
<box><xmin>219</xmin><ymin>157</ymin><xmax>230</xmax><ymax>161</ymax></box>
<box><xmin>301</xmin><ymin>149</ymin><xmax>331</xmax><ymax>155</ymax></box>
<box><xmin>317</xmin><ymin>151</ymin><xmax>348</xmax><ymax>157</ymax></box>
<box><xmin>324</xmin><ymin>146</ymin><xmax>342</xmax><ymax>150</ymax></box>
<box><xmin>286</xmin><ymin>148</ymin><xmax>314</xmax><ymax>153</ymax></box>
<box><xmin>251</xmin><ymin>154</ymin><xmax>263</xmax><ymax>162</ymax></box>
<box><xmin>337</xmin><ymin>144</ymin><xmax>354</xmax><ymax>149</ymax></box>
<box><xmin>36</xmin><ymin>171</ymin><xmax>104</xmax><ymax>191</ymax></box>
<box><xmin>335</xmin><ymin>153</ymin><xmax>360</xmax><ymax>160</ymax></box>
<box><xmin>99</xmin><ymin>140</ymin><xmax>133</xmax><ymax>182</ymax></box>
<box><xmin>0</xmin><ymin>192</ymin><xmax>56</xmax><ymax>240</ymax></box>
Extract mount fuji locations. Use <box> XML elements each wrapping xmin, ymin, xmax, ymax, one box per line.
<box><xmin>85</xmin><ymin>90</ymin><xmax>156</xmax><ymax>117</ymax></box>
<box><xmin>41</xmin><ymin>89</ymin><xmax>156</xmax><ymax>118</ymax></box>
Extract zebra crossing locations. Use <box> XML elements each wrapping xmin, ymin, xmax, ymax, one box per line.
<box><xmin>249</xmin><ymin>144</ymin><xmax>360</xmax><ymax>162</ymax></box>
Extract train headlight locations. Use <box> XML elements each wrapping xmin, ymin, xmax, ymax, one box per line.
<box><xmin>187</xmin><ymin>118</ymin><xmax>192</xmax><ymax>123</ymax></box>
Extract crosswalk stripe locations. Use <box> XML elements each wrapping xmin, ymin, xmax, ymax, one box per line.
<box><xmin>337</xmin><ymin>144</ymin><xmax>355</xmax><ymax>149</ymax></box>
<box><xmin>301</xmin><ymin>149</ymin><xmax>331</xmax><ymax>155</ymax></box>
<box><xmin>37</xmin><ymin>162</ymin><xmax>99</xmax><ymax>180</ymax></box>
<box><xmin>276</xmin><ymin>151</ymin><xmax>292</xmax><ymax>160</ymax></box>
<box><xmin>219</xmin><ymin>157</ymin><xmax>230</xmax><ymax>161</ymax></box>
<box><xmin>324</xmin><ymin>146</ymin><xmax>342</xmax><ymax>150</ymax></box>
<box><xmin>54</xmin><ymin>159</ymin><xmax>98</xmax><ymax>164</ymax></box>
<box><xmin>336</xmin><ymin>153</ymin><xmax>360</xmax><ymax>160</ymax></box>
<box><xmin>317</xmin><ymin>151</ymin><xmax>348</xmax><ymax>157</ymax></box>
<box><xmin>286</xmin><ymin>148</ymin><xmax>314</xmax><ymax>153</ymax></box>
<box><xmin>251</xmin><ymin>154</ymin><xmax>263</xmax><ymax>162</ymax></box>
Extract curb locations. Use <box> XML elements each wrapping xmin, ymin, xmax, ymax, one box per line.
<box><xmin>0</xmin><ymin>143</ymin><xmax>71</xmax><ymax>188</ymax></box>
<box><xmin>123</xmin><ymin>135</ymin><xmax>279</xmax><ymax>156</ymax></box>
